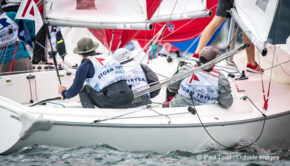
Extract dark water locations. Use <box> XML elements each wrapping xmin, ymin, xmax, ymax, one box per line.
<box><xmin>1</xmin><ymin>144</ymin><xmax>289</xmax><ymax>166</ymax></box>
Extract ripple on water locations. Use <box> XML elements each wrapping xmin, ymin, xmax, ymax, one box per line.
<box><xmin>0</xmin><ymin>144</ymin><xmax>289</xmax><ymax>166</ymax></box>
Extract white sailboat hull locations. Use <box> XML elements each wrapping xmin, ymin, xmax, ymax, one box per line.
<box><xmin>1</xmin><ymin>95</ymin><xmax>290</xmax><ymax>154</ymax></box>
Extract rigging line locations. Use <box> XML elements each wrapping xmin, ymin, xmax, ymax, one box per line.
<box><xmin>148</xmin><ymin>108</ymin><xmax>171</xmax><ymax>124</ymax></box>
<box><xmin>241</xmin><ymin>96</ymin><xmax>266</xmax><ymax>117</ymax></box>
<box><xmin>169</xmin><ymin>0</ymin><xmax>180</xmax><ymax>20</ymax></box>
<box><xmin>34</xmin><ymin>40</ymin><xmax>75</xmax><ymax>71</ymax></box>
<box><xmin>94</xmin><ymin>111</ymin><xmax>191</xmax><ymax>121</ymax></box>
<box><xmin>215</xmin><ymin>65</ymin><xmax>239</xmax><ymax>71</ymax></box>
<box><xmin>139</xmin><ymin>24</ymin><xmax>167</xmax><ymax>62</ymax></box>
<box><xmin>184</xmin><ymin>32</ymin><xmax>202</xmax><ymax>55</ymax></box>
<box><xmin>116</xmin><ymin>30</ymin><xmax>124</xmax><ymax>50</ymax></box>
<box><xmin>46</xmin><ymin>25</ymin><xmax>62</xmax><ymax>85</ymax></box>
<box><xmin>225</xmin><ymin>26</ymin><xmax>241</xmax><ymax>52</ymax></box>
<box><xmin>259</xmin><ymin>0</ymin><xmax>282</xmax><ymax>110</ymax></box>
<box><xmin>150</xmin><ymin>0</ymin><xmax>179</xmax><ymax>47</ymax></box>
<box><xmin>154</xmin><ymin>72</ymin><xmax>169</xmax><ymax>79</ymax></box>
<box><xmin>93</xmin><ymin>108</ymin><xmax>147</xmax><ymax>123</ymax></box>
<box><xmin>0</xmin><ymin>65</ymin><xmax>77</xmax><ymax>75</ymax></box>
<box><xmin>228</xmin><ymin>59</ymin><xmax>290</xmax><ymax>85</ymax></box>
<box><xmin>139</xmin><ymin>44</ymin><xmax>246</xmax><ymax>95</ymax></box>
<box><xmin>134</xmin><ymin>44</ymin><xmax>249</xmax><ymax>98</ymax></box>
<box><xmin>8</xmin><ymin>41</ymin><xmax>19</xmax><ymax>74</ymax></box>
<box><xmin>0</xmin><ymin>34</ymin><xmax>11</xmax><ymax>69</ymax></box>
<box><xmin>276</xmin><ymin>55</ymin><xmax>290</xmax><ymax>77</ymax></box>
<box><xmin>189</xmin><ymin>95</ymin><xmax>266</xmax><ymax>150</ymax></box>
<box><xmin>231</xmin><ymin>60</ymin><xmax>242</xmax><ymax>75</ymax></box>
<box><xmin>108</xmin><ymin>29</ymin><xmax>115</xmax><ymax>55</ymax></box>
<box><xmin>218</xmin><ymin>69</ymin><xmax>238</xmax><ymax>74</ymax></box>
<box><xmin>157</xmin><ymin>4</ymin><xmax>218</xmax><ymax>42</ymax></box>
<box><xmin>152</xmin><ymin>1</ymin><xmax>162</xmax><ymax>37</ymax></box>
<box><xmin>0</xmin><ymin>47</ymin><xmax>9</xmax><ymax>71</ymax></box>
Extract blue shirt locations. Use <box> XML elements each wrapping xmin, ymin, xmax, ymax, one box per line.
<box><xmin>0</xmin><ymin>12</ymin><xmax>35</xmax><ymax>64</ymax></box>
<box><xmin>62</xmin><ymin>60</ymin><xmax>95</xmax><ymax>99</ymax></box>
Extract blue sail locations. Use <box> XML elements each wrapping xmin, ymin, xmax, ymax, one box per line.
<box><xmin>171</xmin><ymin>20</ymin><xmax>227</xmax><ymax>53</ymax></box>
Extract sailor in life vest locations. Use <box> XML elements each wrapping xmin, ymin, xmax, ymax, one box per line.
<box><xmin>58</xmin><ymin>37</ymin><xmax>133</xmax><ymax>108</ymax></box>
<box><xmin>113</xmin><ymin>48</ymin><xmax>160</xmax><ymax>108</ymax></box>
<box><xmin>169</xmin><ymin>46</ymin><xmax>233</xmax><ymax>108</ymax></box>
<box><xmin>0</xmin><ymin>1</ymin><xmax>35</xmax><ymax>74</ymax></box>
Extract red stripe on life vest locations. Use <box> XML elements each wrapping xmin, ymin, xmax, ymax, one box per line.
<box><xmin>95</xmin><ymin>57</ymin><xmax>105</xmax><ymax>66</ymax></box>
<box><xmin>22</xmin><ymin>0</ymin><xmax>32</xmax><ymax>17</ymax></box>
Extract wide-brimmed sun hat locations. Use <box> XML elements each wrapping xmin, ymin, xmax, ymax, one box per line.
<box><xmin>73</xmin><ymin>37</ymin><xmax>99</xmax><ymax>54</ymax></box>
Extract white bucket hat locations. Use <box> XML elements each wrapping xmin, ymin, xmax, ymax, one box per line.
<box><xmin>113</xmin><ymin>48</ymin><xmax>133</xmax><ymax>63</ymax></box>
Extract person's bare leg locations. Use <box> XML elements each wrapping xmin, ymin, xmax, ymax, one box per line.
<box><xmin>242</xmin><ymin>33</ymin><xmax>256</xmax><ymax>65</ymax></box>
<box><xmin>195</xmin><ymin>16</ymin><xmax>226</xmax><ymax>54</ymax></box>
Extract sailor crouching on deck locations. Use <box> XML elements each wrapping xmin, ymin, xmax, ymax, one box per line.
<box><xmin>168</xmin><ymin>46</ymin><xmax>233</xmax><ymax>108</ymax></box>
<box><xmin>113</xmin><ymin>48</ymin><xmax>160</xmax><ymax>108</ymax></box>
<box><xmin>58</xmin><ymin>37</ymin><xmax>133</xmax><ymax>108</ymax></box>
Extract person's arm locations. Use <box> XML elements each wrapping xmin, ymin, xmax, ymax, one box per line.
<box><xmin>217</xmin><ymin>73</ymin><xmax>233</xmax><ymax>108</ymax></box>
<box><xmin>167</xmin><ymin>63</ymin><xmax>192</xmax><ymax>94</ymax></box>
<box><xmin>61</xmin><ymin>60</ymin><xmax>94</xmax><ymax>99</ymax></box>
<box><xmin>195</xmin><ymin>16</ymin><xmax>226</xmax><ymax>54</ymax></box>
<box><xmin>140</xmin><ymin>64</ymin><xmax>160</xmax><ymax>98</ymax></box>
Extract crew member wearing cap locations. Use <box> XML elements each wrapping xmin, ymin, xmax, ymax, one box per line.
<box><xmin>113</xmin><ymin>48</ymin><xmax>160</xmax><ymax>108</ymax></box>
<box><xmin>58</xmin><ymin>37</ymin><xmax>133</xmax><ymax>108</ymax></box>
<box><xmin>168</xmin><ymin>46</ymin><xmax>233</xmax><ymax>108</ymax></box>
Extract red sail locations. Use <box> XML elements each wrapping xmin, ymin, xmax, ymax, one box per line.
<box><xmin>89</xmin><ymin>0</ymin><xmax>162</xmax><ymax>52</ymax></box>
<box><xmin>135</xmin><ymin>0</ymin><xmax>218</xmax><ymax>45</ymax></box>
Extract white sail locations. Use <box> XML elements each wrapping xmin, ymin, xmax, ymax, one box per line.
<box><xmin>44</xmin><ymin>0</ymin><xmax>150</xmax><ymax>29</ymax></box>
<box><xmin>151</xmin><ymin>0</ymin><xmax>208</xmax><ymax>22</ymax></box>
<box><xmin>234</xmin><ymin>0</ymin><xmax>279</xmax><ymax>42</ymax></box>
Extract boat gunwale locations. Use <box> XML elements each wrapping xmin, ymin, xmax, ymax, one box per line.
<box><xmin>52</xmin><ymin>109</ymin><xmax>290</xmax><ymax>128</ymax></box>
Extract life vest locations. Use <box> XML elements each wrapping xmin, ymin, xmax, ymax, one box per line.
<box><xmin>178</xmin><ymin>68</ymin><xmax>220</xmax><ymax>105</ymax></box>
<box><xmin>86</xmin><ymin>55</ymin><xmax>127</xmax><ymax>91</ymax></box>
<box><xmin>122</xmin><ymin>60</ymin><xmax>150</xmax><ymax>98</ymax></box>
<box><xmin>0</xmin><ymin>13</ymin><xmax>19</xmax><ymax>47</ymax></box>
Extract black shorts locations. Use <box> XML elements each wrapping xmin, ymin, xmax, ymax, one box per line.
<box><xmin>215</xmin><ymin>0</ymin><xmax>234</xmax><ymax>18</ymax></box>
<box><xmin>80</xmin><ymin>80</ymin><xmax>133</xmax><ymax>108</ymax></box>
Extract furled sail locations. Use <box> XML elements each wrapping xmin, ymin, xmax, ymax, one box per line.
<box><xmin>44</xmin><ymin>0</ymin><xmax>160</xmax><ymax>30</ymax></box>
